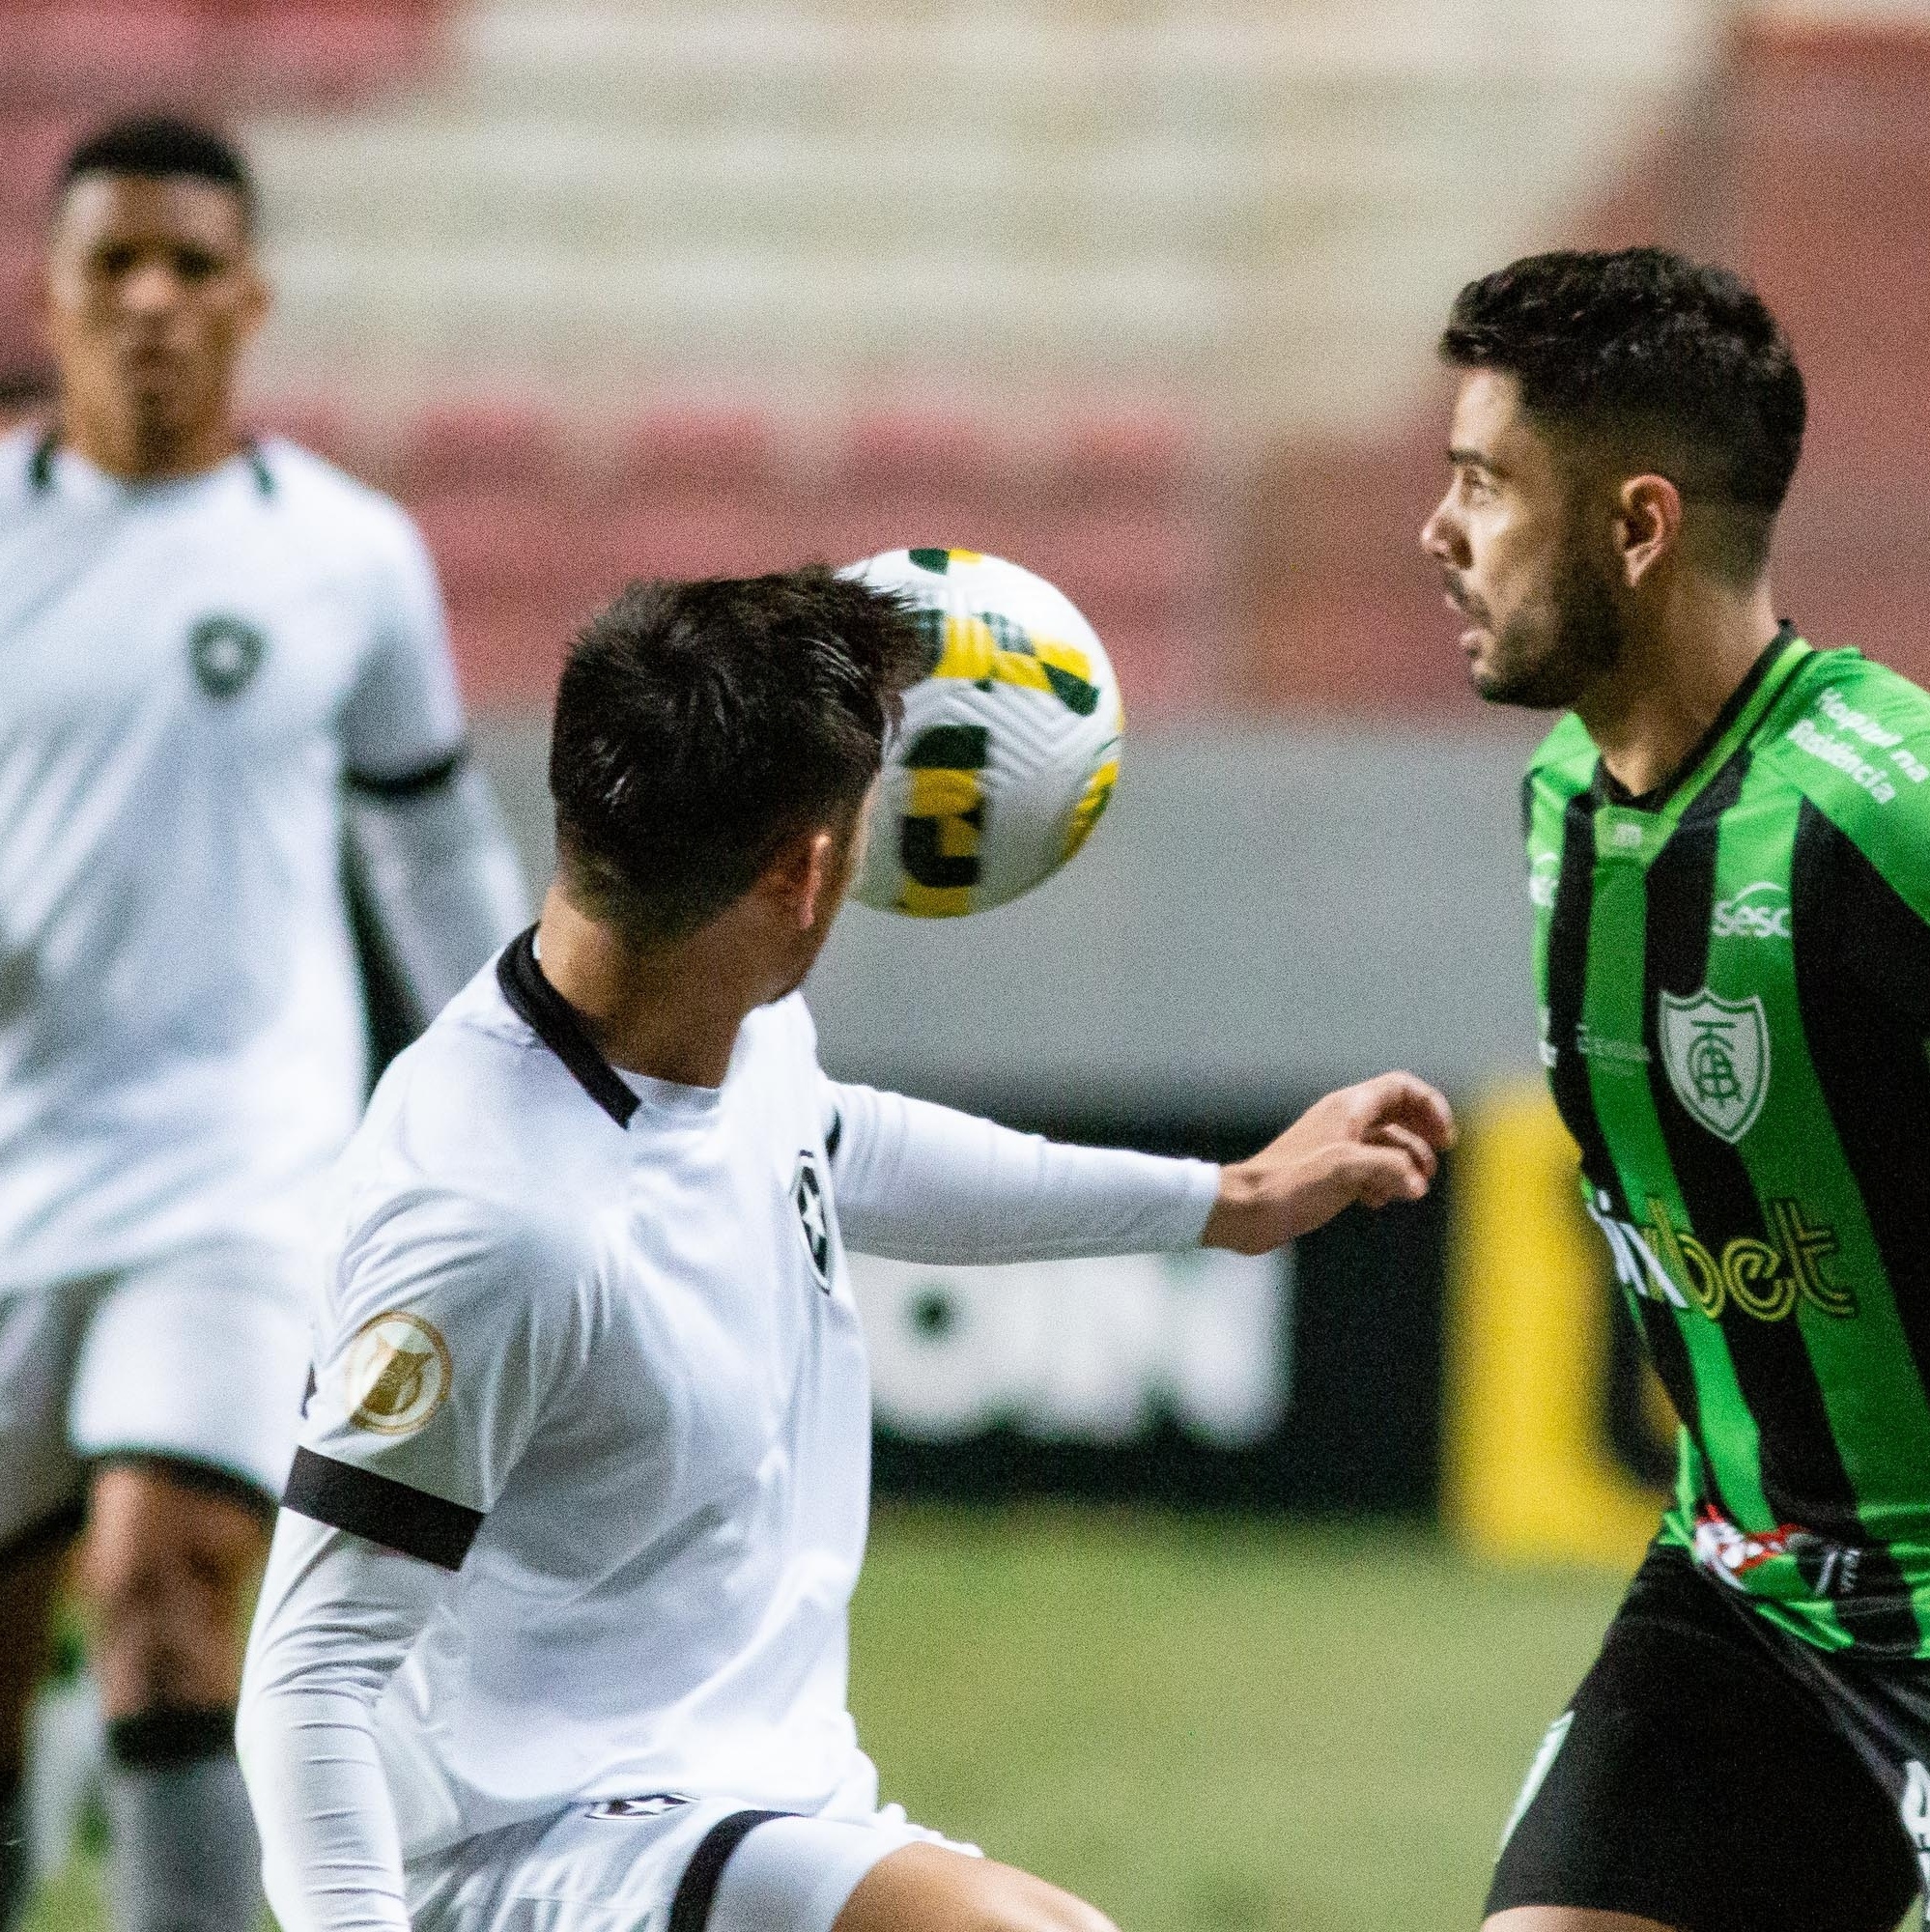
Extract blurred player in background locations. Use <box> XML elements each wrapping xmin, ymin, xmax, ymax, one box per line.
<box><xmin>0</xmin><ymin>115</ymin><xmax>526</xmax><ymax>1932</ymax></box>
<box><xmin>237</xmin><ymin>568</ymin><xmax>1456</xmax><ymax>1932</ymax></box>
<box><xmin>1425</xmin><ymin>248</ymin><xmax>1930</xmax><ymax>1932</ymax></box>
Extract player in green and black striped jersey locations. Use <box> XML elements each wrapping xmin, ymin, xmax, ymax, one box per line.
<box><xmin>1424</xmin><ymin>249</ymin><xmax>1930</xmax><ymax>1932</ymax></box>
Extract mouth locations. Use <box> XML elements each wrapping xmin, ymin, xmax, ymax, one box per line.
<box><xmin>1442</xmin><ymin>591</ymin><xmax>1488</xmax><ymax>653</ymax></box>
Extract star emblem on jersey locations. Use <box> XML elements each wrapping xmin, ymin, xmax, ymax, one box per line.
<box><xmin>792</xmin><ymin>1151</ymin><xmax>831</xmax><ymax>1291</ymax></box>
<box><xmin>1659</xmin><ymin>988</ymin><xmax>1772</xmax><ymax>1145</ymax></box>
<box><xmin>187</xmin><ymin>614</ymin><xmax>267</xmax><ymax>698</ymax></box>
<box><xmin>344</xmin><ymin>1310</ymin><xmax>452</xmax><ymax>1435</ymax></box>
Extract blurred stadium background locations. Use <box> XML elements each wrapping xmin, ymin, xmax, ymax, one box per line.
<box><xmin>8</xmin><ymin>0</ymin><xmax>1929</xmax><ymax>1923</ymax></box>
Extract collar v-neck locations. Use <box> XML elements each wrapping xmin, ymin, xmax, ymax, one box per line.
<box><xmin>1592</xmin><ymin>623</ymin><xmax>1808</xmax><ymax>821</ymax></box>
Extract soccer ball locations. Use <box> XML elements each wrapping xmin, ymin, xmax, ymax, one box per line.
<box><xmin>845</xmin><ymin>548</ymin><xmax>1123</xmax><ymax>918</ymax></box>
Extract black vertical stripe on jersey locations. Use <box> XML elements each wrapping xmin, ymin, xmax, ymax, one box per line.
<box><xmin>1642</xmin><ymin>757</ymin><xmax>1920</xmax><ymax>1652</ymax></box>
<box><xmin>1544</xmin><ymin>782</ymin><xmax>1709</xmax><ymax>1459</ymax></box>
<box><xmin>1792</xmin><ymin>799</ymin><xmax>1930</xmax><ymax>1406</ymax></box>
<box><xmin>667</xmin><ymin>1810</ymin><xmax>791</xmax><ymax>1932</ymax></box>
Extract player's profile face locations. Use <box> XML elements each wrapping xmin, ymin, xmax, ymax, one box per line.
<box><xmin>1421</xmin><ymin>369</ymin><xmax>1625</xmax><ymax>711</ymax></box>
<box><xmin>40</xmin><ymin>173</ymin><xmax>267</xmax><ymax>464</ymax></box>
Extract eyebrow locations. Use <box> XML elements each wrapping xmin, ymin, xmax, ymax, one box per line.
<box><xmin>1447</xmin><ymin>445</ymin><xmax>1504</xmax><ymax>477</ymax></box>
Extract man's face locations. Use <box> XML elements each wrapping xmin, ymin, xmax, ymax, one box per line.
<box><xmin>40</xmin><ymin>173</ymin><xmax>265</xmax><ymax>464</ymax></box>
<box><xmin>1421</xmin><ymin>369</ymin><xmax>1626</xmax><ymax>710</ymax></box>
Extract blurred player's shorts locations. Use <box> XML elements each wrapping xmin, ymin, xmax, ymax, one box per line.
<box><xmin>0</xmin><ymin>1240</ymin><xmax>312</xmax><ymax>1546</ymax></box>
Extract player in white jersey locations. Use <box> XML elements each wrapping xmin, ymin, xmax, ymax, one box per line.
<box><xmin>0</xmin><ymin>117</ymin><xmax>526</xmax><ymax>1932</ymax></box>
<box><xmin>239</xmin><ymin>568</ymin><xmax>1457</xmax><ymax>1932</ymax></box>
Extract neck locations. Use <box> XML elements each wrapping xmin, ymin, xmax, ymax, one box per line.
<box><xmin>58</xmin><ymin>395</ymin><xmax>240</xmax><ymax>483</ymax></box>
<box><xmin>532</xmin><ymin>887</ymin><xmax>760</xmax><ymax>1090</ymax></box>
<box><xmin>1575</xmin><ymin>575</ymin><xmax>1783</xmax><ymax>798</ymax></box>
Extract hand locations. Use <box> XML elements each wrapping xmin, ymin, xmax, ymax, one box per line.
<box><xmin>1200</xmin><ymin>1072</ymin><xmax>1457</xmax><ymax>1254</ymax></box>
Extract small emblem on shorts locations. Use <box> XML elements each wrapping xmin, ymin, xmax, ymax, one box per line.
<box><xmin>793</xmin><ymin>1151</ymin><xmax>831</xmax><ymax>1292</ymax></box>
<box><xmin>188</xmin><ymin>615</ymin><xmax>268</xmax><ymax>699</ymax></box>
<box><xmin>344</xmin><ymin>1312</ymin><xmax>451</xmax><ymax>1436</ymax></box>
<box><xmin>586</xmin><ymin>1793</ymin><xmax>695</xmax><ymax>1821</ymax></box>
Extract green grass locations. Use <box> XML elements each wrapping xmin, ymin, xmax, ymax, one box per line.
<box><xmin>26</xmin><ymin>1508</ymin><xmax>1626</xmax><ymax>1932</ymax></box>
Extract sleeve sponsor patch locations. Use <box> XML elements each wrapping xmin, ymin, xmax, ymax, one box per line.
<box><xmin>345</xmin><ymin>1311</ymin><xmax>452</xmax><ymax>1436</ymax></box>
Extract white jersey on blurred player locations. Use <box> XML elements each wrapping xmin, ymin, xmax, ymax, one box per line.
<box><xmin>0</xmin><ymin>426</ymin><xmax>525</xmax><ymax>1536</ymax></box>
<box><xmin>238</xmin><ymin>932</ymin><xmax>1220</xmax><ymax>1932</ymax></box>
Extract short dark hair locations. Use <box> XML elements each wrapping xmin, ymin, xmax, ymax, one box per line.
<box><xmin>56</xmin><ymin>115</ymin><xmax>256</xmax><ymax>236</ymax></box>
<box><xmin>550</xmin><ymin>567</ymin><xmax>929</xmax><ymax>945</ymax></box>
<box><xmin>1440</xmin><ymin>248</ymin><xmax>1805</xmax><ymax>577</ymax></box>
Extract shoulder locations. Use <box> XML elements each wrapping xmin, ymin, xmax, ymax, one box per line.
<box><xmin>1758</xmin><ymin>647</ymin><xmax>1930</xmax><ymax>916</ymax></box>
<box><xmin>1523</xmin><ymin>714</ymin><xmax>1598</xmax><ymax>819</ymax></box>
<box><xmin>334</xmin><ymin>972</ymin><xmax>615</xmax><ymax>1293</ymax></box>
<box><xmin>0</xmin><ymin>429</ymin><xmax>38</xmax><ymax>513</ymax></box>
<box><xmin>253</xmin><ymin>439</ymin><xmax>435</xmax><ymax>582</ymax></box>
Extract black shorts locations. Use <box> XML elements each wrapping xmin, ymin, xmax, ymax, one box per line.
<box><xmin>1489</xmin><ymin>1543</ymin><xmax>1930</xmax><ymax>1932</ymax></box>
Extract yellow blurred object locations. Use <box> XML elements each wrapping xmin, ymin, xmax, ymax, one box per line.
<box><xmin>1444</xmin><ymin>1080</ymin><xmax>1666</xmax><ymax>1568</ymax></box>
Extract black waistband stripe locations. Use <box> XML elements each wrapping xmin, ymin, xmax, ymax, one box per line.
<box><xmin>667</xmin><ymin>1810</ymin><xmax>793</xmax><ymax>1932</ymax></box>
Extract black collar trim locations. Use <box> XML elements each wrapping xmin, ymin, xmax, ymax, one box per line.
<box><xmin>496</xmin><ymin>926</ymin><xmax>638</xmax><ymax>1128</ymax></box>
<box><xmin>1594</xmin><ymin>621</ymin><xmax>1795</xmax><ymax>812</ymax></box>
<box><xmin>25</xmin><ymin>433</ymin><xmax>273</xmax><ymax>498</ymax></box>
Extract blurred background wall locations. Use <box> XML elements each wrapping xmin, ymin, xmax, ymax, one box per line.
<box><xmin>7</xmin><ymin>0</ymin><xmax>1928</xmax><ymax>1552</ymax></box>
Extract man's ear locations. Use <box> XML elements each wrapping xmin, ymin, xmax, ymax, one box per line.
<box><xmin>756</xmin><ymin>829</ymin><xmax>838</xmax><ymax>932</ymax></box>
<box><xmin>1616</xmin><ymin>473</ymin><xmax>1684</xmax><ymax>589</ymax></box>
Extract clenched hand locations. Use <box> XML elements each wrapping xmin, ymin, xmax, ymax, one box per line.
<box><xmin>1201</xmin><ymin>1072</ymin><xmax>1457</xmax><ymax>1254</ymax></box>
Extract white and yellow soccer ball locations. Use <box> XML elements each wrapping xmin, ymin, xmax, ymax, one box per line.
<box><xmin>845</xmin><ymin>548</ymin><xmax>1123</xmax><ymax>918</ymax></box>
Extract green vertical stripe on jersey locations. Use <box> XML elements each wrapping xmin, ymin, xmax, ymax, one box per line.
<box><xmin>1526</xmin><ymin>632</ymin><xmax>1930</xmax><ymax>1656</ymax></box>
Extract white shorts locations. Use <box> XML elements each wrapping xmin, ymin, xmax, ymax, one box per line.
<box><xmin>408</xmin><ymin>1794</ymin><xmax>979</xmax><ymax>1932</ymax></box>
<box><xmin>0</xmin><ymin>1243</ymin><xmax>312</xmax><ymax>1549</ymax></box>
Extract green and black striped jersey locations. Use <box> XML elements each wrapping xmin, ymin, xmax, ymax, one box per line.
<box><xmin>1527</xmin><ymin>627</ymin><xmax>1930</xmax><ymax>1656</ymax></box>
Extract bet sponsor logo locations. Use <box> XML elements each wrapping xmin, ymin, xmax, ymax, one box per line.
<box><xmin>1526</xmin><ymin>852</ymin><xmax>1560</xmax><ymax>910</ymax></box>
<box><xmin>1583</xmin><ymin>1188</ymin><xmax>1855</xmax><ymax>1324</ymax></box>
<box><xmin>345</xmin><ymin>1310</ymin><xmax>452</xmax><ymax>1435</ymax></box>
<box><xmin>1710</xmin><ymin>881</ymin><xmax>1791</xmax><ymax>941</ymax></box>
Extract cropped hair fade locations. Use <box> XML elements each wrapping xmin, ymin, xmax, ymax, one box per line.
<box><xmin>1440</xmin><ymin>248</ymin><xmax>1805</xmax><ymax>575</ymax></box>
<box><xmin>550</xmin><ymin>567</ymin><xmax>929</xmax><ymax>945</ymax></box>
<box><xmin>56</xmin><ymin>115</ymin><xmax>256</xmax><ymax>235</ymax></box>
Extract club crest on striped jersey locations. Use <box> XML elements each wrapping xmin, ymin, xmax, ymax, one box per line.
<box><xmin>1659</xmin><ymin>988</ymin><xmax>1771</xmax><ymax>1145</ymax></box>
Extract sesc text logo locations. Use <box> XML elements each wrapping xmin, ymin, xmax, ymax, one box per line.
<box><xmin>1711</xmin><ymin>881</ymin><xmax>1791</xmax><ymax>942</ymax></box>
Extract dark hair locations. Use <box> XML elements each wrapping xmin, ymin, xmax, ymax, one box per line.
<box><xmin>56</xmin><ymin>115</ymin><xmax>256</xmax><ymax>235</ymax></box>
<box><xmin>550</xmin><ymin>567</ymin><xmax>929</xmax><ymax>944</ymax></box>
<box><xmin>1440</xmin><ymin>248</ymin><xmax>1805</xmax><ymax>576</ymax></box>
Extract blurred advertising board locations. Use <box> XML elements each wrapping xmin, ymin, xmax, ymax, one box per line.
<box><xmin>864</xmin><ymin>1113</ymin><xmax>1450</xmax><ymax>1516</ymax></box>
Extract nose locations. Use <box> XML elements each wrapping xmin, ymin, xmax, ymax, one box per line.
<box><xmin>118</xmin><ymin>259</ymin><xmax>183</xmax><ymax>319</ymax></box>
<box><xmin>1420</xmin><ymin>495</ymin><xmax>1464</xmax><ymax>566</ymax></box>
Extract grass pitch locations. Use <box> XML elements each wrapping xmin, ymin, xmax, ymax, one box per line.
<box><xmin>26</xmin><ymin>1507</ymin><xmax>1626</xmax><ymax>1932</ymax></box>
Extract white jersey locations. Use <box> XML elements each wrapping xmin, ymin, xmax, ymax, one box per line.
<box><xmin>239</xmin><ymin>935</ymin><xmax>1219</xmax><ymax>1932</ymax></box>
<box><xmin>0</xmin><ymin>431</ymin><xmax>472</xmax><ymax>1292</ymax></box>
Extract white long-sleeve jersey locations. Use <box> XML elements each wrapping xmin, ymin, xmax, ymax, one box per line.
<box><xmin>0</xmin><ymin>431</ymin><xmax>525</xmax><ymax>1293</ymax></box>
<box><xmin>238</xmin><ymin>932</ymin><xmax>1219</xmax><ymax>1932</ymax></box>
